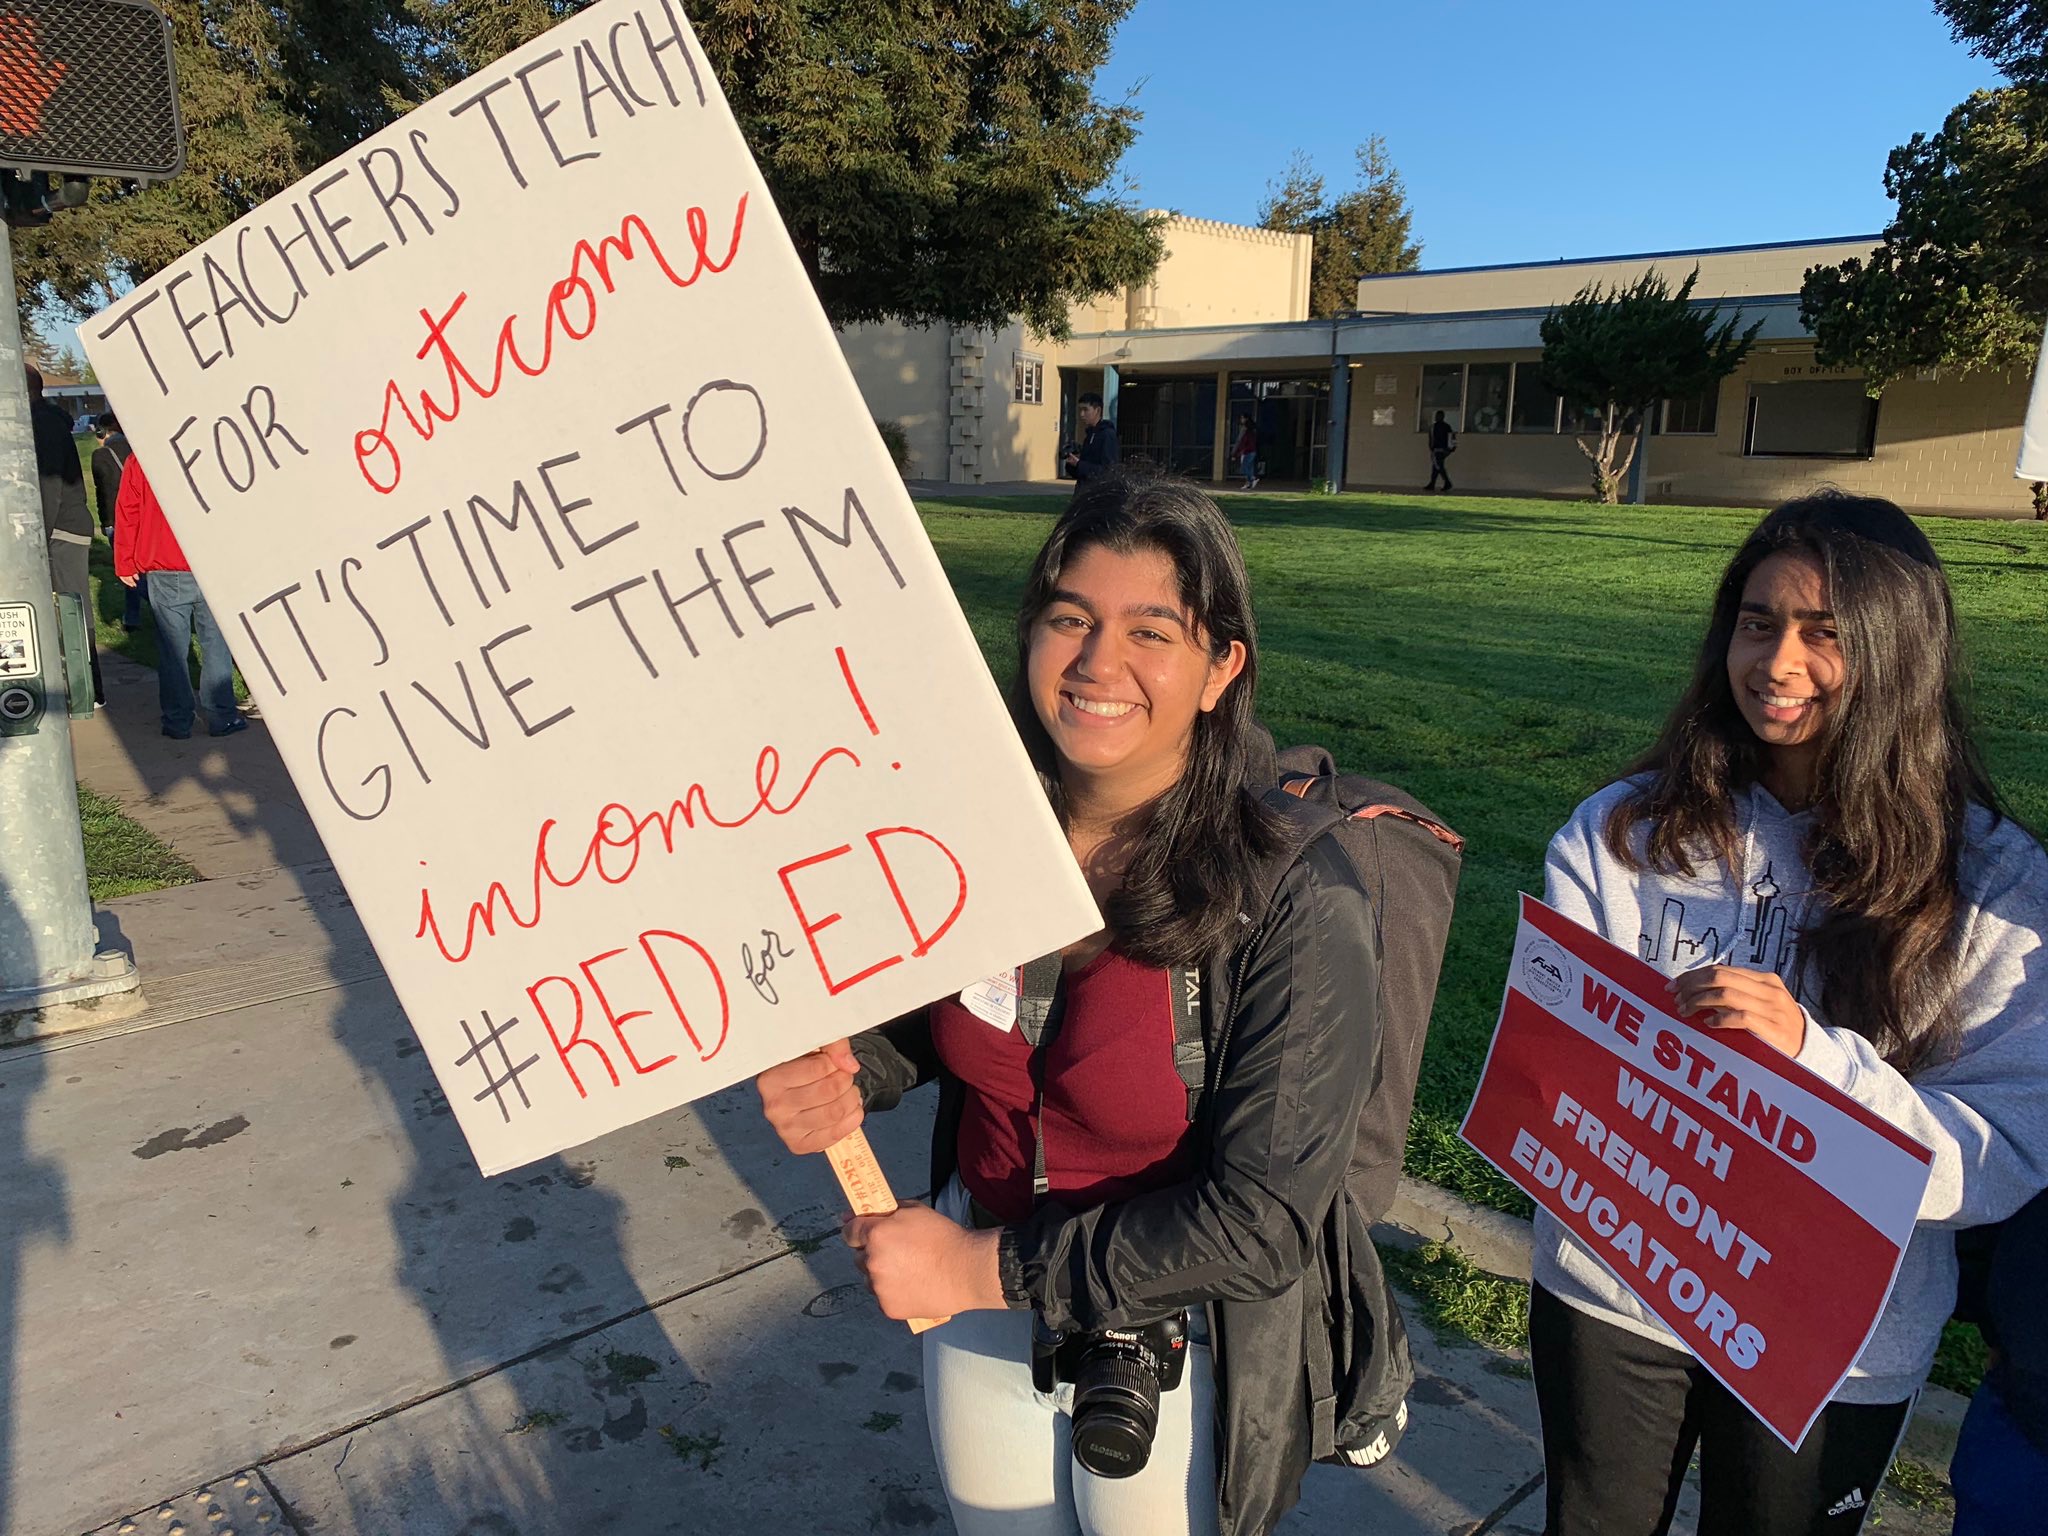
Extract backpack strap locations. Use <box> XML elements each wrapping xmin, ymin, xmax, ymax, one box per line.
<box><xmin>1170</xmin><ymin>790</ymin><xmax>1349</xmax><ymax>1122</ymax></box>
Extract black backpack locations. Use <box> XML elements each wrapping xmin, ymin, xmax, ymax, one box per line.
<box><xmin>1019</xmin><ymin>743</ymin><xmax>1463</xmax><ymax>1473</ymax></box>
<box><xmin>1171</xmin><ymin>744</ymin><xmax>1464</xmax><ymax>1470</ymax></box>
<box><xmin>1168</xmin><ymin>743</ymin><xmax>1465</xmax><ymax>1221</ymax></box>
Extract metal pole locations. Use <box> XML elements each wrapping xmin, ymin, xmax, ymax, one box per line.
<box><xmin>1327</xmin><ymin>357</ymin><xmax>1352</xmax><ymax>491</ymax></box>
<box><xmin>0</xmin><ymin>218</ymin><xmax>140</xmax><ymax>1033</ymax></box>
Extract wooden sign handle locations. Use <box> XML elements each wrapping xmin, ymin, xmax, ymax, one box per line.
<box><xmin>826</xmin><ymin>1127</ymin><xmax>949</xmax><ymax>1334</ymax></box>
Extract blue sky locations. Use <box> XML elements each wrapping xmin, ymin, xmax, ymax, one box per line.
<box><xmin>1095</xmin><ymin>0</ymin><xmax>2006</xmax><ymax>269</ymax></box>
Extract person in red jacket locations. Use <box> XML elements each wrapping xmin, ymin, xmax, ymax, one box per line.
<box><xmin>113</xmin><ymin>456</ymin><xmax>247</xmax><ymax>740</ymax></box>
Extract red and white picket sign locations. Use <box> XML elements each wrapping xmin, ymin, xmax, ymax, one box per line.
<box><xmin>1461</xmin><ymin>895</ymin><xmax>1933</xmax><ymax>1449</ymax></box>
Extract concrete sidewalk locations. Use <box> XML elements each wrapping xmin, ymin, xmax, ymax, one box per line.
<box><xmin>14</xmin><ymin>655</ymin><xmax>1948</xmax><ymax>1536</ymax></box>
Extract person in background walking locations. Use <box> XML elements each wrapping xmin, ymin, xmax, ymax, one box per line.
<box><xmin>113</xmin><ymin>453</ymin><xmax>248</xmax><ymax>740</ymax></box>
<box><xmin>90</xmin><ymin>412</ymin><xmax>144</xmax><ymax>632</ymax></box>
<box><xmin>1951</xmin><ymin>1189</ymin><xmax>2048</xmax><ymax>1535</ymax></box>
<box><xmin>27</xmin><ymin>365</ymin><xmax>104</xmax><ymax>705</ymax></box>
<box><xmin>1234</xmin><ymin>413</ymin><xmax>1259</xmax><ymax>490</ymax></box>
<box><xmin>1425</xmin><ymin>409</ymin><xmax>1456</xmax><ymax>492</ymax></box>
<box><xmin>1063</xmin><ymin>392</ymin><xmax>1120</xmax><ymax>487</ymax></box>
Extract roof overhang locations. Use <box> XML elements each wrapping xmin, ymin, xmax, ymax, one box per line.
<box><xmin>1062</xmin><ymin>296</ymin><xmax>1812</xmax><ymax>371</ymax></box>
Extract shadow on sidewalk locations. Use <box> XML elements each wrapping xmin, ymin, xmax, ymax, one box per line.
<box><xmin>77</xmin><ymin>668</ymin><xmax>684</xmax><ymax>1534</ymax></box>
<box><xmin>67</xmin><ymin>647</ymin><xmax>947</xmax><ymax>1536</ymax></box>
<box><xmin>0</xmin><ymin>876</ymin><xmax>66</xmax><ymax>1536</ymax></box>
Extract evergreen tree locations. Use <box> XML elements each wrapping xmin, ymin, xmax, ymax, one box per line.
<box><xmin>1934</xmin><ymin>0</ymin><xmax>2048</xmax><ymax>83</ymax></box>
<box><xmin>1800</xmin><ymin>3</ymin><xmax>2044</xmax><ymax>390</ymax></box>
<box><xmin>1256</xmin><ymin>151</ymin><xmax>1324</xmax><ymax>235</ymax></box>
<box><xmin>1259</xmin><ymin>135</ymin><xmax>1420</xmax><ymax>318</ymax></box>
<box><xmin>21</xmin><ymin>1</ymin><xmax>1162</xmax><ymax>339</ymax></box>
<box><xmin>1540</xmin><ymin>267</ymin><xmax>1760</xmax><ymax>504</ymax></box>
<box><xmin>1798</xmin><ymin>86</ymin><xmax>2045</xmax><ymax>389</ymax></box>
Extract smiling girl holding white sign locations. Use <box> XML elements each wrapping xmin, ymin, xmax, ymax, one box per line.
<box><xmin>1535</xmin><ymin>492</ymin><xmax>2048</xmax><ymax>1535</ymax></box>
<box><xmin>755</xmin><ymin>471</ymin><xmax>1401</xmax><ymax>1536</ymax></box>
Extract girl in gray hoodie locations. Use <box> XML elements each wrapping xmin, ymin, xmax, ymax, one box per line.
<box><xmin>1532</xmin><ymin>492</ymin><xmax>2048</xmax><ymax>1535</ymax></box>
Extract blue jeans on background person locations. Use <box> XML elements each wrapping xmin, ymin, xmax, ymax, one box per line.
<box><xmin>147</xmin><ymin>569</ymin><xmax>243</xmax><ymax>737</ymax></box>
<box><xmin>123</xmin><ymin>570</ymin><xmax>146</xmax><ymax>629</ymax></box>
<box><xmin>1239</xmin><ymin>450</ymin><xmax>1258</xmax><ymax>487</ymax></box>
<box><xmin>1952</xmin><ymin>1380</ymin><xmax>2048</xmax><ymax>1535</ymax></box>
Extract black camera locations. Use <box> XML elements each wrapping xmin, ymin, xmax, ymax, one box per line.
<box><xmin>1031</xmin><ymin>1311</ymin><xmax>1190</xmax><ymax>1477</ymax></box>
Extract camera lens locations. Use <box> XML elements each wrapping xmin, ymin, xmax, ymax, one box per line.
<box><xmin>1069</xmin><ymin>1351</ymin><xmax>1161</xmax><ymax>1478</ymax></box>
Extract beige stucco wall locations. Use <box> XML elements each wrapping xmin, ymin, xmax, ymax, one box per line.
<box><xmin>1649</xmin><ymin>352</ymin><xmax>2034</xmax><ymax>516</ymax></box>
<box><xmin>1354</xmin><ymin>239</ymin><xmax>1877</xmax><ymax>316</ymax></box>
<box><xmin>837</xmin><ymin>212</ymin><xmax>1312</xmax><ymax>482</ymax></box>
<box><xmin>1343</xmin><ymin>346</ymin><xmax>2036</xmax><ymax>516</ymax></box>
<box><xmin>976</xmin><ymin>320</ymin><xmax>1064</xmax><ymax>484</ymax></box>
<box><xmin>835</xmin><ymin>319</ymin><xmax>951</xmax><ymax>479</ymax></box>
<box><xmin>1067</xmin><ymin>214</ymin><xmax>1313</xmax><ymax>333</ymax></box>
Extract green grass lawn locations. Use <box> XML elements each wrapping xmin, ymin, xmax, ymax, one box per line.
<box><xmin>915</xmin><ymin>490</ymin><xmax>2048</xmax><ymax>1214</ymax></box>
<box><xmin>77</xmin><ymin>783</ymin><xmax>199</xmax><ymax>902</ymax></box>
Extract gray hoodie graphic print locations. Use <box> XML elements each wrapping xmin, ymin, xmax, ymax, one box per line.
<box><xmin>1536</xmin><ymin>778</ymin><xmax>2048</xmax><ymax>1404</ymax></box>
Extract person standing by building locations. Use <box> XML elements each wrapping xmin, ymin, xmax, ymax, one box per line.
<box><xmin>1063</xmin><ymin>392</ymin><xmax>1120</xmax><ymax>487</ymax></box>
<box><xmin>90</xmin><ymin>412</ymin><xmax>143</xmax><ymax>632</ymax></box>
<box><xmin>27</xmin><ymin>365</ymin><xmax>103</xmax><ymax>705</ymax></box>
<box><xmin>1425</xmin><ymin>409</ymin><xmax>1456</xmax><ymax>492</ymax></box>
<box><xmin>113</xmin><ymin>454</ymin><xmax>248</xmax><ymax>740</ymax></box>
<box><xmin>1234</xmin><ymin>413</ymin><xmax>1259</xmax><ymax>490</ymax></box>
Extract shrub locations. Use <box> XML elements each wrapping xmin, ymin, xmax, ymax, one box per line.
<box><xmin>875</xmin><ymin>419</ymin><xmax>912</xmax><ymax>477</ymax></box>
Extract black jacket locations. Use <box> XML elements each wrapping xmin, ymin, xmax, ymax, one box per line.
<box><xmin>1073</xmin><ymin>418</ymin><xmax>1121</xmax><ymax>480</ymax></box>
<box><xmin>92</xmin><ymin>434</ymin><xmax>130</xmax><ymax>533</ymax></box>
<box><xmin>850</xmin><ymin>797</ymin><xmax>1383</xmax><ymax>1535</ymax></box>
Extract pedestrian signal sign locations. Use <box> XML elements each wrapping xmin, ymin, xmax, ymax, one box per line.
<box><xmin>0</xmin><ymin>1</ymin><xmax>182</xmax><ymax>180</ymax></box>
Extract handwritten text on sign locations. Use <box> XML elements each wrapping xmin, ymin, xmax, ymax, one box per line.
<box><xmin>1460</xmin><ymin>897</ymin><xmax>1932</xmax><ymax>1449</ymax></box>
<box><xmin>83</xmin><ymin>0</ymin><xmax>1099</xmax><ymax>1176</ymax></box>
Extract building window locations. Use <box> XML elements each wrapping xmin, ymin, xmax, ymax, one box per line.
<box><xmin>1510</xmin><ymin>362</ymin><xmax>1560</xmax><ymax>433</ymax></box>
<box><xmin>1419</xmin><ymin>363</ymin><xmax>1464</xmax><ymax>431</ymax></box>
<box><xmin>1563</xmin><ymin>398</ymin><xmax>1608</xmax><ymax>438</ymax></box>
<box><xmin>1013</xmin><ymin>353</ymin><xmax>1044</xmax><ymax>405</ymax></box>
<box><xmin>1744</xmin><ymin>380</ymin><xmax>1878</xmax><ymax>458</ymax></box>
<box><xmin>1465</xmin><ymin>363</ymin><xmax>1511</xmax><ymax>434</ymax></box>
<box><xmin>1661</xmin><ymin>385</ymin><xmax>1720</xmax><ymax>435</ymax></box>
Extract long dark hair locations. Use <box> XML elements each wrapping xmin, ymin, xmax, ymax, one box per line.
<box><xmin>1607</xmin><ymin>491</ymin><xmax>2006</xmax><ymax>1073</ymax></box>
<box><xmin>1011</xmin><ymin>469</ymin><xmax>1278</xmax><ymax>968</ymax></box>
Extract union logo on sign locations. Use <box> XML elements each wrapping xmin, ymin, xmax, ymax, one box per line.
<box><xmin>1518</xmin><ymin>936</ymin><xmax>1574</xmax><ymax>1007</ymax></box>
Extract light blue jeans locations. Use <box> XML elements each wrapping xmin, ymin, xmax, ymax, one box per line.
<box><xmin>1239</xmin><ymin>451</ymin><xmax>1258</xmax><ymax>486</ymax></box>
<box><xmin>146</xmin><ymin>570</ymin><xmax>241</xmax><ymax>735</ymax></box>
<box><xmin>922</xmin><ymin>1178</ymin><xmax>1220</xmax><ymax>1536</ymax></box>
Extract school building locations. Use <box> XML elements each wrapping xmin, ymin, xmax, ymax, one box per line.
<box><xmin>835</xmin><ymin>219</ymin><xmax>2040</xmax><ymax>517</ymax></box>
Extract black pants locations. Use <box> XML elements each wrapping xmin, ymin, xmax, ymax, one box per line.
<box><xmin>1531</xmin><ymin>1285</ymin><xmax>1911</xmax><ymax>1536</ymax></box>
<box><xmin>1427</xmin><ymin>450</ymin><xmax>1453</xmax><ymax>490</ymax></box>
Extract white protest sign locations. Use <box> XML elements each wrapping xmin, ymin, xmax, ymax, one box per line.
<box><xmin>2020</xmin><ymin>321</ymin><xmax>2048</xmax><ymax>481</ymax></box>
<box><xmin>83</xmin><ymin>0</ymin><xmax>1099</xmax><ymax>1177</ymax></box>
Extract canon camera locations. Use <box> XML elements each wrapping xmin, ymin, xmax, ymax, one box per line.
<box><xmin>1031</xmin><ymin>1310</ymin><xmax>1190</xmax><ymax>1477</ymax></box>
